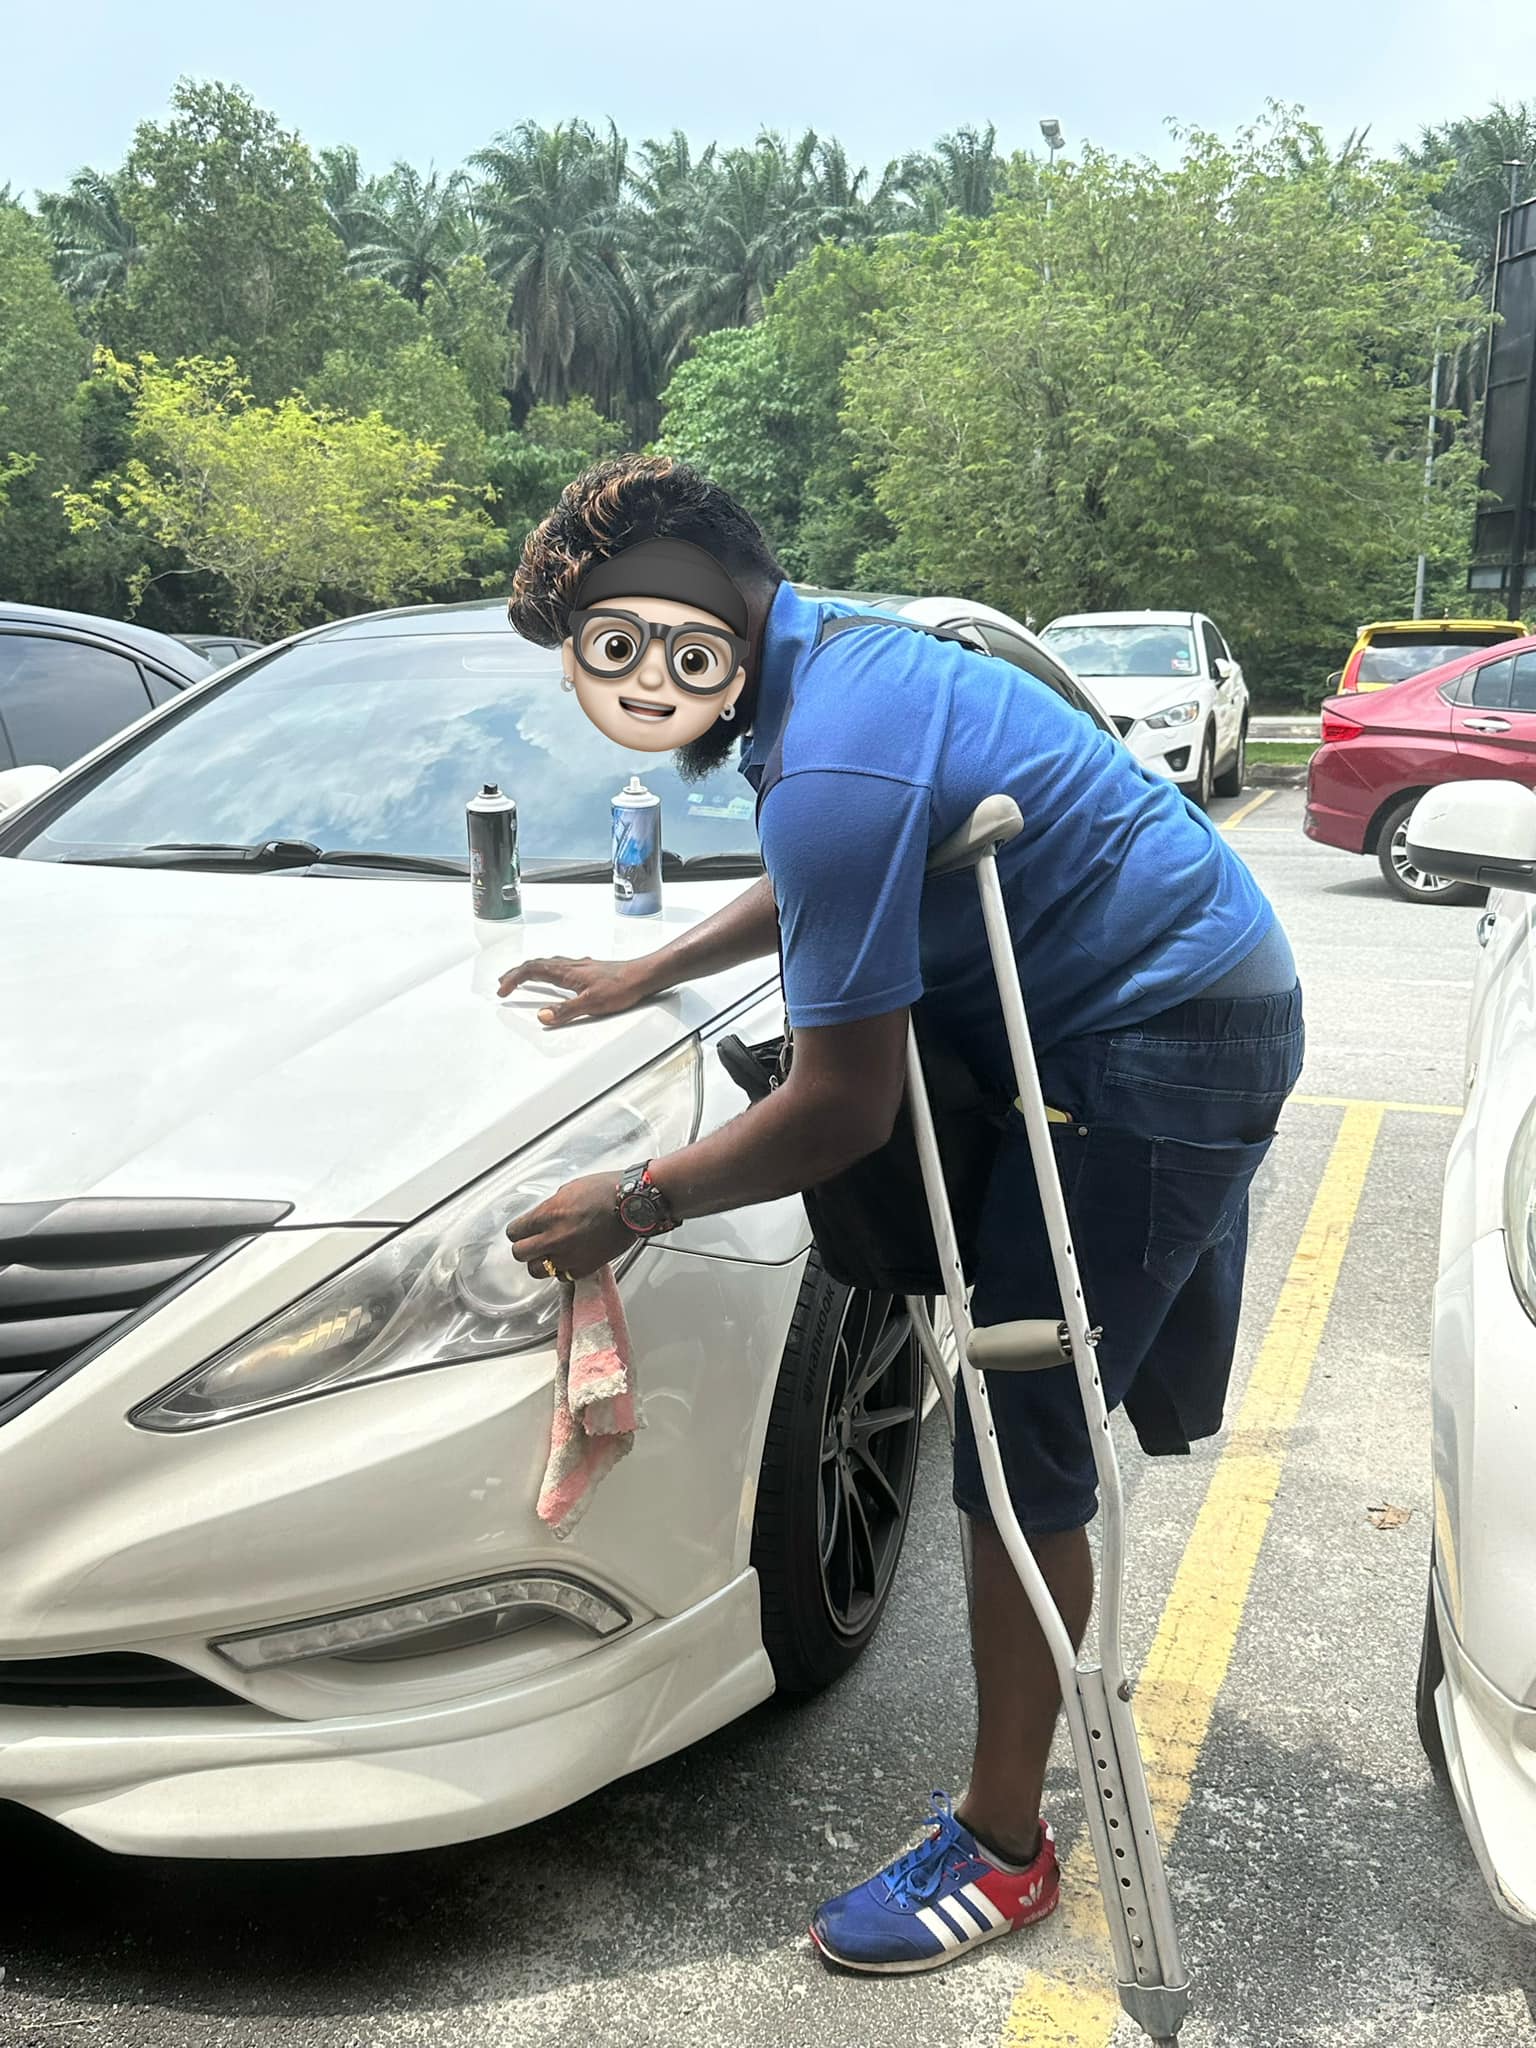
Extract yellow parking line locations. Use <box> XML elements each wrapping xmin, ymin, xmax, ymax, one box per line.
<box><xmin>1292</xmin><ymin>1092</ymin><xmax>1460</xmax><ymax>1117</ymax></box>
<box><xmin>1001</xmin><ymin>1102</ymin><xmax>1383</xmax><ymax>2045</ymax></box>
<box><xmin>1218</xmin><ymin>789</ymin><xmax>1276</xmax><ymax>831</ymax></box>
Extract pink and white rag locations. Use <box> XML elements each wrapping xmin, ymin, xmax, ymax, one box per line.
<box><xmin>537</xmin><ymin>1265</ymin><xmax>640</xmax><ymax>1540</ymax></box>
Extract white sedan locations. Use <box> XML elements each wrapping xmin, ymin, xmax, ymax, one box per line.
<box><xmin>1405</xmin><ymin>782</ymin><xmax>1536</xmax><ymax>1924</ymax></box>
<box><xmin>0</xmin><ymin>586</ymin><xmax>1111</xmax><ymax>1859</ymax></box>
<box><xmin>1040</xmin><ymin>609</ymin><xmax>1250</xmax><ymax>810</ymax></box>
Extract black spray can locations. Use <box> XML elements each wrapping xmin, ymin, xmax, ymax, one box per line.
<box><xmin>466</xmin><ymin>784</ymin><xmax>522</xmax><ymax>920</ymax></box>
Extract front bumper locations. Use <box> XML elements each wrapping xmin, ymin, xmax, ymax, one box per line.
<box><xmin>1123</xmin><ymin>722</ymin><xmax>1203</xmax><ymax>786</ymax></box>
<box><xmin>0</xmin><ymin>1571</ymin><xmax>771</xmax><ymax>1857</ymax></box>
<box><xmin>0</xmin><ymin>1222</ymin><xmax>804</xmax><ymax>1853</ymax></box>
<box><xmin>1434</xmin><ymin>1573</ymin><xmax>1536</xmax><ymax>1925</ymax></box>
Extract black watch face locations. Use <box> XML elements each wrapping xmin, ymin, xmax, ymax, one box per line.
<box><xmin>622</xmin><ymin>1186</ymin><xmax>666</xmax><ymax>1232</ymax></box>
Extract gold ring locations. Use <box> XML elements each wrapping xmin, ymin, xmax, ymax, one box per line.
<box><xmin>542</xmin><ymin>1257</ymin><xmax>559</xmax><ymax>1279</ymax></box>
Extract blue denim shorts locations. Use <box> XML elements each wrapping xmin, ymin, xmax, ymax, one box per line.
<box><xmin>952</xmin><ymin>983</ymin><xmax>1305</xmax><ymax>1534</ymax></box>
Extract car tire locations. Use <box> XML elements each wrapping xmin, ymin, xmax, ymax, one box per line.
<box><xmin>1192</xmin><ymin>727</ymin><xmax>1216</xmax><ymax>811</ymax></box>
<box><xmin>1375</xmin><ymin>793</ymin><xmax>1484</xmax><ymax>907</ymax></box>
<box><xmin>752</xmin><ymin>1253</ymin><xmax>924</xmax><ymax>1697</ymax></box>
<box><xmin>1213</xmin><ymin>718</ymin><xmax>1247</xmax><ymax>798</ymax></box>
<box><xmin>1415</xmin><ymin>1563</ymin><xmax>1448</xmax><ymax>1776</ymax></box>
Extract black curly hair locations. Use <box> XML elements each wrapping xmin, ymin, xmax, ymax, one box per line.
<box><xmin>508</xmin><ymin>453</ymin><xmax>783</xmax><ymax>649</ymax></box>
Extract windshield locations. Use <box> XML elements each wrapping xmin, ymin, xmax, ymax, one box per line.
<box><xmin>1041</xmin><ymin>623</ymin><xmax>1198</xmax><ymax>679</ymax></box>
<box><xmin>1358</xmin><ymin>634</ymin><xmax>1518</xmax><ymax>685</ymax></box>
<box><xmin>8</xmin><ymin>627</ymin><xmax>763</xmax><ymax>875</ymax></box>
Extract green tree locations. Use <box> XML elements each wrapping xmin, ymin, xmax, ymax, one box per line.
<box><xmin>0</xmin><ymin>207</ymin><xmax>89</xmax><ymax>600</ymax></box>
<box><xmin>424</xmin><ymin>255</ymin><xmax>515</xmax><ymax>433</ymax></box>
<box><xmin>839</xmin><ymin>120</ymin><xmax>1484</xmax><ymax>692</ymax></box>
<box><xmin>348</xmin><ymin>162</ymin><xmax>478</xmax><ymax>304</ymax></box>
<box><xmin>35</xmin><ymin>168</ymin><xmax>141</xmax><ymax>307</ymax></box>
<box><xmin>107</xmin><ymin>80</ymin><xmax>348</xmax><ymax>401</ymax></box>
<box><xmin>307</xmin><ymin>327</ymin><xmax>490</xmax><ymax>485</ymax></box>
<box><xmin>471</xmin><ymin>120</ymin><xmax>645</xmax><ymax>420</ymax></box>
<box><xmin>63</xmin><ymin>353</ymin><xmax>495</xmax><ymax>636</ymax></box>
<box><xmin>487</xmin><ymin>395</ymin><xmax>627</xmax><ymax>543</ymax></box>
<box><xmin>658</xmin><ymin>240</ymin><xmax>899</xmax><ymax>582</ymax></box>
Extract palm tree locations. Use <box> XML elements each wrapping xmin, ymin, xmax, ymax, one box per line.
<box><xmin>348</xmin><ymin>162</ymin><xmax>477</xmax><ymax>304</ymax></box>
<box><xmin>315</xmin><ymin>144</ymin><xmax>380</xmax><ymax>257</ymax></box>
<box><xmin>1405</xmin><ymin>101</ymin><xmax>1536</xmax><ymax>298</ymax></box>
<box><xmin>34</xmin><ymin>168</ymin><xmax>140</xmax><ymax>305</ymax></box>
<box><xmin>470</xmin><ymin>119</ymin><xmax>647</xmax><ymax>419</ymax></box>
<box><xmin>647</xmin><ymin>129</ymin><xmax>845</xmax><ymax>365</ymax></box>
<box><xmin>886</xmin><ymin>123</ymin><xmax>1005</xmax><ymax>232</ymax></box>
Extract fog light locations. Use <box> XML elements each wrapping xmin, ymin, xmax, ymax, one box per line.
<box><xmin>213</xmin><ymin>1573</ymin><xmax>631</xmax><ymax>1670</ymax></box>
<box><xmin>1166</xmin><ymin>746</ymin><xmax>1191</xmax><ymax>773</ymax></box>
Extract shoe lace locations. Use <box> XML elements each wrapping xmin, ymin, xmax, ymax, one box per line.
<box><xmin>883</xmin><ymin>1792</ymin><xmax>972</xmax><ymax>1908</ymax></box>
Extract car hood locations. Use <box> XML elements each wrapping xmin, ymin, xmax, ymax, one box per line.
<box><xmin>0</xmin><ymin>860</ymin><xmax>766</xmax><ymax>1225</ymax></box>
<box><xmin>1068</xmin><ymin>674</ymin><xmax>1205</xmax><ymax>719</ymax></box>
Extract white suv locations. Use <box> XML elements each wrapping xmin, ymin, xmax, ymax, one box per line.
<box><xmin>1040</xmin><ymin>610</ymin><xmax>1250</xmax><ymax>810</ymax></box>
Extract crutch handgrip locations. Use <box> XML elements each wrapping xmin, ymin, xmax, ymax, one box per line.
<box><xmin>926</xmin><ymin>795</ymin><xmax>1024</xmax><ymax>877</ymax></box>
<box><xmin>967</xmin><ymin>1319</ymin><xmax>1073</xmax><ymax>1372</ymax></box>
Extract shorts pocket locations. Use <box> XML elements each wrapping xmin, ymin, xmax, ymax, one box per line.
<box><xmin>1145</xmin><ymin>1133</ymin><xmax>1274</xmax><ymax>1292</ymax></box>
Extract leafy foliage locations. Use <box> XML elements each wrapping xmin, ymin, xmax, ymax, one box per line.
<box><xmin>0</xmin><ymin>208</ymin><xmax>89</xmax><ymax>599</ymax></box>
<box><xmin>62</xmin><ymin>354</ymin><xmax>496</xmax><ymax>637</ymax></box>
<box><xmin>104</xmin><ymin>81</ymin><xmax>349</xmax><ymax>402</ymax></box>
<box><xmin>837</xmin><ymin>120</ymin><xmax>1484</xmax><ymax>694</ymax></box>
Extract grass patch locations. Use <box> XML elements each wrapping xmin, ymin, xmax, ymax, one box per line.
<box><xmin>1248</xmin><ymin>739</ymin><xmax>1318</xmax><ymax>764</ymax></box>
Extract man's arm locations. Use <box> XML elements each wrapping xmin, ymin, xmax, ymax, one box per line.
<box><xmin>504</xmin><ymin>1007</ymin><xmax>909</xmax><ymax>1276</ymax></box>
<box><xmin>648</xmin><ymin>1008</ymin><xmax>909</xmax><ymax>1218</ymax></box>
<box><xmin>498</xmin><ymin>874</ymin><xmax>779</xmax><ymax>1025</ymax></box>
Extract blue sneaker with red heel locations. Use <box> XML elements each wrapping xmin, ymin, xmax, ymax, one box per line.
<box><xmin>810</xmin><ymin>1792</ymin><xmax>1060</xmax><ymax>1974</ymax></box>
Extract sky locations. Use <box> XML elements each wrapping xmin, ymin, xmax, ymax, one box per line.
<box><xmin>5</xmin><ymin>0</ymin><xmax>1534</xmax><ymax>198</ymax></box>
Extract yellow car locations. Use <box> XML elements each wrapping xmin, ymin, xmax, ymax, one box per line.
<box><xmin>1334</xmin><ymin>618</ymin><xmax>1527</xmax><ymax>693</ymax></box>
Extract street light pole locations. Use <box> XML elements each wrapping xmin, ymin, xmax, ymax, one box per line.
<box><xmin>1413</xmin><ymin>342</ymin><xmax>1441</xmax><ymax>620</ymax></box>
<box><xmin>1040</xmin><ymin>119</ymin><xmax>1064</xmax><ymax>285</ymax></box>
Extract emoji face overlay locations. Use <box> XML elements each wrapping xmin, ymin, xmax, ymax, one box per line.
<box><xmin>561</xmin><ymin>594</ymin><xmax>749</xmax><ymax>752</ymax></box>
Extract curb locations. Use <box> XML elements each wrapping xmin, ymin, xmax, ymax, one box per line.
<box><xmin>1246</xmin><ymin>763</ymin><xmax>1309</xmax><ymax>788</ymax></box>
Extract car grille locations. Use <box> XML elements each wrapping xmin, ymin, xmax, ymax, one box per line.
<box><xmin>0</xmin><ymin>1651</ymin><xmax>243</xmax><ymax>1709</ymax></box>
<box><xmin>0</xmin><ymin>1198</ymin><xmax>290</xmax><ymax>1421</ymax></box>
<box><xmin>1112</xmin><ymin>715</ymin><xmax>1136</xmax><ymax>737</ymax></box>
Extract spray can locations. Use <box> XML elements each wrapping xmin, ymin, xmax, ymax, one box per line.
<box><xmin>612</xmin><ymin>775</ymin><xmax>662</xmax><ymax>916</ymax></box>
<box><xmin>466</xmin><ymin>784</ymin><xmax>522</xmax><ymax>921</ymax></box>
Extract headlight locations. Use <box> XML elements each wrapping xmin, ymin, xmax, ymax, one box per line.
<box><xmin>1504</xmin><ymin>1097</ymin><xmax>1536</xmax><ymax>1324</ymax></box>
<box><xmin>132</xmin><ymin>1040</ymin><xmax>703</xmax><ymax>1431</ymax></box>
<box><xmin>1144</xmin><ymin>700</ymin><xmax>1202</xmax><ymax>730</ymax></box>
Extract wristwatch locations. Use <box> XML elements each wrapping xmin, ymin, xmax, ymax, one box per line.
<box><xmin>615</xmin><ymin>1161</ymin><xmax>678</xmax><ymax>1238</ymax></box>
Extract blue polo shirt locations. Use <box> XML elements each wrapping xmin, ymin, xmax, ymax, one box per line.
<box><xmin>740</xmin><ymin>582</ymin><xmax>1274</xmax><ymax>1070</ymax></box>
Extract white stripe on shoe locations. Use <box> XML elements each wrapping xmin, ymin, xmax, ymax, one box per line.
<box><xmin>937</xmin><ymin>1895</ymin><xmax>985</xmax><ymax>1938</ymax></box>
<box><xmin>960</xmin><ymin>1881</ymin><xmax>1010</xmax><ymax>1930</ymax></box>
<box><xmin>915</xmin><ymin>1906</ymin><xmax>962</xmax><ymax>1952</ymax></box>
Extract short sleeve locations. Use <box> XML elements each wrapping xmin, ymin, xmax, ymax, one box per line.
<box><xmin>759</xmin><ymin>767</ymin><xmax>930</xmax><ymax>1028</ymax></box>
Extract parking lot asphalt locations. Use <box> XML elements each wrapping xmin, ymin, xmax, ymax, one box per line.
<box><xmin>4</xmin><ymin>784</ymin><xmax>1533</xmax><ymax>2048</ymax></box>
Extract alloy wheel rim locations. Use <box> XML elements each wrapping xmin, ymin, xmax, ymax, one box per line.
<box><xmin>816</xmin><ymin>1291</ymin><xmax>922</xmax><ymax>1638</ymax></box>
<box><xmin>1389</xmin><ymin>820</ymin><xmax>1452</xmax><ymax>896</ymax></box>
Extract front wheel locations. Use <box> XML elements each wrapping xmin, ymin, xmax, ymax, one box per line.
<box><xmin>1213</xmin><ymin>718</ymin><xmax>1247</xmax><ymax>798</ymax></box>
<box><xmin>752</xmin><ymin>1254</ymin><xmax>923</xmax><ymax>1697</ymax></box>
<box><xmin>1376</xmin><ymin>793</ymin><xmax>1483</xmax><ymax>906</ymax></box>
<box><xmin>1191</xmin><ymin>727</ymin><xmax>1216</xmax><ymax>811</ymax></box>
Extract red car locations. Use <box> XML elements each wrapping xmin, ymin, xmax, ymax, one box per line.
<box><xmin>1305</xmin><ymin>633</ymin><xmax>1536</xmax><ymax>903</ymax></box>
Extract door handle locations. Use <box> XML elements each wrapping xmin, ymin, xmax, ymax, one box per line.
<box><xmin>1477</xmin><ymin>909</ymin><xmax>1498</xmax><ymax>947</ymax></box>
<box><xmin>1464</xmin><ymin>717</ymin><xmax>1511</xmax><ymax>733</ymax></box>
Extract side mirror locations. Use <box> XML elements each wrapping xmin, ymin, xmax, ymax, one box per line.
<box><xmin>1406</xmin><ymin>781</ymin><xmax>1536</xmax><ymax>893</ymax></box>
<box><xmin>1213</xmin><ymin>657</ymin><xmax>1233</xmax><ymax>682</ymax></box>
<box><xmin>1326</xmin><ymin>671</ymin><xmax>1344</xmax><ymax>693</ymax></box>
<box><xmin>0</xmin><ymin>763</ymin><xmax>61</xmax><ymax>817</ymax></box>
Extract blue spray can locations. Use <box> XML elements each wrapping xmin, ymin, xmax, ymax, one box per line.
<box><xmin>612</xmin><ymin>775</ymin><xmax>662</xmax><ymax>916</ymax></box>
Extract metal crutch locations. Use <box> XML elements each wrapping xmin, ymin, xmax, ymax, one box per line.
<box><xmin>904</xmin><ymin>794</ymin><xmax>1190</xmax><ymax>2046</ymax></box>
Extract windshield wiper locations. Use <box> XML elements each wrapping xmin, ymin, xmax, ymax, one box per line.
<box><xmin>62</xmin><ymin>841</ymin><xmax>470</xmax><ymax>876</ymax></box>
<box><xmin>522</xmin><ymin>859</ymin><xmax>614</xmax><ymax>883</ymax></box>
<box><xmin>312</xmin><ymin>850</ymin><xmax>467</xmax><ymax>876</ymax></box>
<box><xmin>64</xmin><ymin>839</ymin><xmax>325</xmax><ymax>871</ymax></box>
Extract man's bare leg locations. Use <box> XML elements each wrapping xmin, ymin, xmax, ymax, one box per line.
<box><xmin>954</xmin><ymin>1517</ymin><xmax>1094</xmax><ymax>1863</ymax></box>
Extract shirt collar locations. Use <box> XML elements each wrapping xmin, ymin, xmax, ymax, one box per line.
<box><xmin>740</xmin><ymin>580</ymin><xmax>822</xmax><ymax>790</ymax></box>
